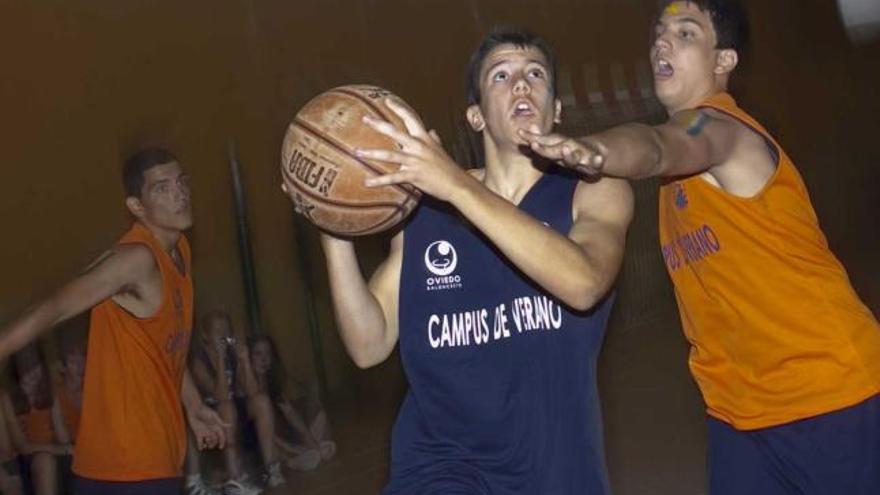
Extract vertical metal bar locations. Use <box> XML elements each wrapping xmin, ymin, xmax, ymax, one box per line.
<box><xmin>228</xmin><ymin>141</ymin><xmax>263</xmax><ymax>335</ymax></box>
<box><xmin>292</xmin><ymin>215</ymin><xmax>328</xmax><ymax>398</ymax></box>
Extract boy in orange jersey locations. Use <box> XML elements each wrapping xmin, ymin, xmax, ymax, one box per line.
<box><xmin>0</xmin><ymin>148</ymin><xmax>228</xmax><ymax>494</ymax></box>
<box><xmin>521</xmin><ymin>1</ymin><xmax>880</xmax><ymax>493</ymax></box>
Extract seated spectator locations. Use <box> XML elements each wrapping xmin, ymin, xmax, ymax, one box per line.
<box><xmin>245</xmin><ymin>335</ymin><xmax>336</xmax><ymax>472</ymax></box>
<box><xmin>185</xmin><ymin>310</ymin><xmax>283</xmax><ymax>495</ymax></box>
<box><xmin>0</xmin><ymin>387</ymin><xmax>24</xmax><ymax>495</ymax></box>
<box><xmin>55</xmin><ymin>341</ymin><xmax>84</xmax><ymax>447</ymax></box>
<box><xmin>2</xmin><ymin>346</ymin><xmax>72</xmax><ymax>495</ymax></box>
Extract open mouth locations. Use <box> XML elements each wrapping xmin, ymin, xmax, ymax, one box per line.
<box><xmin>654</xmin><ymin>58</ymin><xmax>674</xmax><ymax>78</ymax></box>
<box><xmin>511</xmin><ymin>99</ymin><xmax>536</xmax><ymax>117</ymax></box>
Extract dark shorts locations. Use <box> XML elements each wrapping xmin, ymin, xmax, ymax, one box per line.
<box><xmin>708</xmin><ymin>394</ymin><xmax>880</xmax><ymax>495</ymax></box>
<box><xmin>73</xmin><ymin>476</ymin><xmax>182</xmax><ymax>495</ymax></box>
<box><xmin>235</xmin><ymin>396</ymin><xmax>259</xmax><ymax>450</ymax></box>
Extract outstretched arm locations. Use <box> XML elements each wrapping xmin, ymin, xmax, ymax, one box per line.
<box><xmin>0</xmin><ymin>245</ymin><xmax>155</xmax><ymax>362</ymax></box>
<box><xmin>519</xmin><ymin>109</ymin><xmax>744</xmax><ymax>179</ymax></box>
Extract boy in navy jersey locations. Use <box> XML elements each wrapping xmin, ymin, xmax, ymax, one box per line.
<box><xmin>286</xmin><ymin>28</ymin><xmax>633</xmax><ymax>494</ymax></box>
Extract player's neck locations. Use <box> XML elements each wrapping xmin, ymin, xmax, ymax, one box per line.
<box><xmin>138</xmin><ymin>221</ymin><xmax>181</xmax><ymax>253</ymax></box>
<box><xmin>482</xmin><ymin>139</ymin><xmax>543</xmax><ymax>204</ymax></box>
<box><xmin>666</xmin><ymin>81</ymin><xmax>728</xmax><ymax>115</ymax></box>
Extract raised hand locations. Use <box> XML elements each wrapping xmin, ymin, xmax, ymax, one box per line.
<box><xmin>356</xmin><ymin>98</ymin><xmax>471</xmax><ymax>203</ymax></box>
<box><xmin>518</xmin><ymin>125</ymin><xmax>605</xmax><ymax>176</ymax></box>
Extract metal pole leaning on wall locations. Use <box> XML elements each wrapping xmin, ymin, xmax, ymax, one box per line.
<box><xmin>229</xmin><ymin>141</ymin><xmax>263</xmax><ymax>335</ymax></box>
<box><xmin>292</xmin><ymin>215</ymin><xmax>328</xmax><ymax>398</ymax></box>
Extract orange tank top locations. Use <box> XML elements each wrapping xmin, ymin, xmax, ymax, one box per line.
<box><xmin>73</xmin><ymin>223</ymin><xmax>193</xmax><ymax>480</ymax></box>
<box><xmin>658</xmin><ymin>92</ymin><xmax>880</xmax><ymax>430</ymax></box>
<box><xmin>18</xmin><ymin>406</ymin><xmax>54</xmax><ymax>445</ymax></box>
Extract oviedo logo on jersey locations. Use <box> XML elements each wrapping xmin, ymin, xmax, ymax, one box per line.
<box><xmin>424</xmin><ymin>240</ymin><xmax>463</xmax><ymax>291</ymax></box>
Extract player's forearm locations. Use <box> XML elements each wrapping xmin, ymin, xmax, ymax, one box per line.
<box><xmin>320</xmin><ymin>236</ymin><xmax>393</xmax><ymax>368</ymax></box>
<box><xmin>449</xmin><ymin>184</ymin><xmax>601</xmax><ymax>311</ymax></box>
<box><xmin>584</xmin><ymin>123</ymin><xmax>665</xmax><ymax>179</ymax></box>
<box><xmin>181</xmin><ymin>370</ymin><xmax>206</xmax><ymax>414</ymax></box>
<box><xmin>0</xmin><ymin>302</ymin><xmax>63</xmax><ymax>362</ymax></box>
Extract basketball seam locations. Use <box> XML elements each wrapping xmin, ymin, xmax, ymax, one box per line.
<box><xmin>328</xmin><ymin>88</ymin><xmax>420</xmax><ymax>198</ymax></box>
<box><xmin>291</xmin><ymin>117</ymin><xmax>417</xmax><ymax>200</ymax></box>
<box><xmin>331</xmin><ymin>88</ymin><xmax>392</xmax><ymax>122</ymax></box>
<box><xmin>345</xmin><ymin>208</ymin><xmax>403</xmax><ymax>236</ymax></box>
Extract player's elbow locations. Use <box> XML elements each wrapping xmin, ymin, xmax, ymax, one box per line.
<box><xmin>564</xmin><ymin>290</ymin><xmax>599</xmax><ymax>313</ymax></box>
<box><xmin>346</xmin><ymin>337</ymin><xmax>393</xmax><ymax>370</ymax></box>
<box><xmin>352</xmin><ymin>357</ymin><xmax>378</xmax><ymax>370</ymax></box>
<box><xmin>350</xmin><ymin>350</ymin><xmax>386</xmax><ymax>370</ymax></box>
<box><xmin>568</xmin><ymin>261</ymin><xmax>620</xmax><ymax>311</ymax></box>
<box><xmin>562</xmin><ymin>278</ymin><xmax>606</xmax><ymax>312</ymax></box>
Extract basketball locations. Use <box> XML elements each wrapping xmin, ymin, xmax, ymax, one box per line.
<box><xmin>281</xmin><ymin>85</ymin><xmax>422</xmax><ymax>236</ymax></box>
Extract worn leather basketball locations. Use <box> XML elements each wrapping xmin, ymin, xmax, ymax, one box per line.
<box><xmin>281</xmin><ymin>85</ymin><xmax>422</xmax><ymax>236</ymax></box>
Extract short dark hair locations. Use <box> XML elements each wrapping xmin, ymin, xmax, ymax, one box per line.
<box><xmin>123</xmin><ymin>147</ymin><xmax>178</xmax><ymax>198</ymax></box>
<box><xmin>465</xmin><ymin>27</ymin><xmax>558</xmax><ymax>106</ymax></box>
<box><xmin>656</xmin><ymin>0</ymin><xmax>750</xmax><ymax>55</ymax></box>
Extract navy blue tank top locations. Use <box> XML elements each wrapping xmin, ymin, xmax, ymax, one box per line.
<box><xmin>387</xmin><ymin>167</ymin><xmax>614</xmax><ymax>494</ymax></box>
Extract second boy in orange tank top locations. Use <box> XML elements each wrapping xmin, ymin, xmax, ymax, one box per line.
<box><xmin>0</xmin><ymin>148</ymin><xmax>228</xmax><ymax>494</ymax></box>
<box><xmin>521</xmin><ymin>1</ymin><xmax>880</xmax><ymax>493</ymax></box>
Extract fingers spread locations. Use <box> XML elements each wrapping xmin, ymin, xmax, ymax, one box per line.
<box><xmin>355</xmin><ymin>148</ymin><xmax>409</xmax><ymax>164</ymax></box>
<box><xmin>362</xmin><ymin>116</ymin><xmax>417</xmax><ymax>149</ymax></box>
<box><xmin>384</xmin><ymin>98</ymin><xmax>426</xmax><ymax>137</ymax></box>
<box><xmin>365</xmin><ymin>172</ymin><xmax>408</xmax><ymax>188</ymax></box>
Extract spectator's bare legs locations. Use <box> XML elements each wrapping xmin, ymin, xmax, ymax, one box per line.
<box><xmin>309</xmin><ymin>410</ymin><xmax>336</xmax><ymax>461</ymax></box>
<box><xmin>246</xmin><ymin>393</ymin><xmax>276</xmax><ymax>469</ymax></box>
<box><xmin>29</xmin><ymin>451</ymin><xmax>57</xmax><ymax>495</ymax></box>
<box><xmin>185</xmin><ymin>430</ymin><xmax>200</xmax><ymax>478</ymax></box>
<box><xmin>0</xmin><ymin>394</ymin><xmax>23</xmax><ymax>495</ymax></box>
<box><xmin>303</xmin><ymin>381</ymin><xmax>335</xmax><ymax>461</ymax></box>
<box><xmin>216</xmin><ymin>399</ymin><xmax>242</xmax><ymax>480</ymax></box>
<box><xmin>235</xmin><ymin>340</ymin><xmax>281</xmax><ymax>474</ymax></box>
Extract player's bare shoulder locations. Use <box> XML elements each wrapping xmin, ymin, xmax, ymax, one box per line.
<box><xmin>701</xmin><ymin>108</ymin><xmax>777</xmax><ymax>197</ymax></box>
<box><xmin>101</xmin><ymin>243</ymin><xmax>161</xmax><ymax>298</ymax></box>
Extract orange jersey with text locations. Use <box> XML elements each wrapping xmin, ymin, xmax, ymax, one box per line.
<box><xmin>73</xmin><ymin>223</ymin><xmax>193</xmax><ymax>480</ymax></box>
<box><xmin>658</xmin><ymin>92</ymin><xmax>880</xmax><ymax>430</ymax></box>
